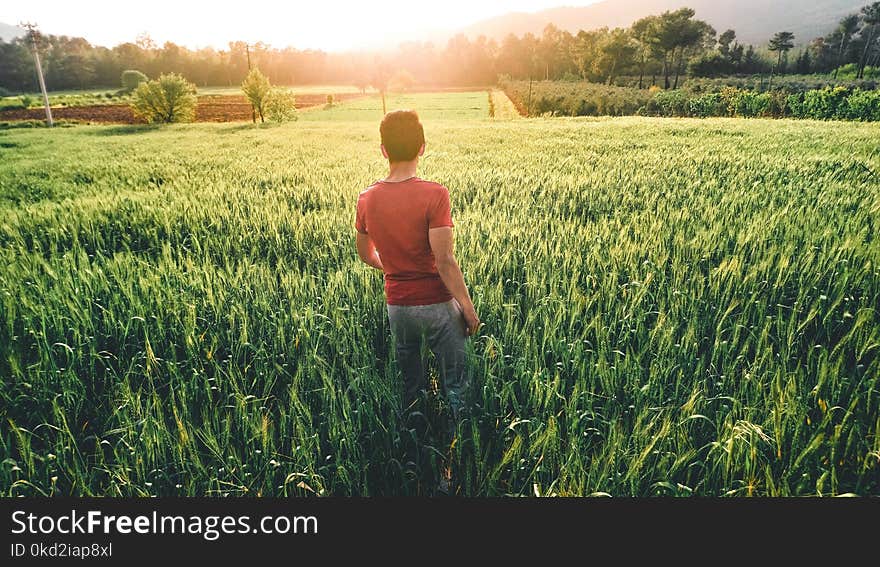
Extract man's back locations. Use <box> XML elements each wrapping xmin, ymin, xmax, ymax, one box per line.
<box><xmin>356</xmin><ymin>177</ymin><xmax>454</xmax><ymax>306</ymax></box>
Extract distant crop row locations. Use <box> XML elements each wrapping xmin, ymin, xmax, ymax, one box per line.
<box><xmin>504</xmin><ymin>81</ymin><xmax>880</xmax><ymax>121</ymax></box>
<box><xmin>645</xmin><ymin>86</ymin><xmax>880</xmax><ymax>120</ymax></box>
<box><xmin>611</xmin><ymin>72</ymin><xmax>879</xmax><ymax>94</ymax></box>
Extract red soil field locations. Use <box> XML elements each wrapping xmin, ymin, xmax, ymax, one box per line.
<box><xmin>0</xmin><ymin>93</ymin><xmax>366</xmax><ymax>124</ymax></box>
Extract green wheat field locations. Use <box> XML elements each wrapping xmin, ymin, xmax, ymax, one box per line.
<box><xmin>1</xmin><ymin>92</ymin><xmax>878</xmax><ymax>496</ymax></box>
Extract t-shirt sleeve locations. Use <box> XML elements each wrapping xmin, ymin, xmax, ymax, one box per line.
<box><xmin>428</xmin><ymin>187</ymin><xmax>454</xmax><ymax>229</ymax></box>
<box><xmin>355</xmin><ymin>194</ymin><xmax>368</xmax><ymax>234</ymax></box>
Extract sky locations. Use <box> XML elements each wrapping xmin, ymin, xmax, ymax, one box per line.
<box><xmin>2</xmin><ymin>0</ymin><xmax>601</xmax><ymax>52</ymax></box>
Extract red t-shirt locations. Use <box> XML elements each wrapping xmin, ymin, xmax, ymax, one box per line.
<box><xmin>356</xmin><ymin>177</ymin><xmax>454</xmax><ymax>305</ymax></box>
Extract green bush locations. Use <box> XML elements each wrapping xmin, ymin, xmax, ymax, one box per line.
<box><xmin>121</xmin><ymin>70</ymin><xmax>148</xmax><ymax>92</ymax></box>
<box><xmin>785</xmin><ymin>92</ymin><xmax>805</xmax><ymax>118</ymax></box>
<box><xmin>652</xmin><ymin>90</ymin><xmax>691</xmax><ymax>116</ymax></box>
<box><xmin>801</xmin><ymin>86</ymin><xmax>850</xmax><ymax>120</ymax></box>
<box><xmin>843</xmin><ymin>89</ymin><xmax>880</xmax><ymax>121</ymax></box>
<box><xmin>130</xmin><ymin>73</ymin><xmax>198</xmax><ymax>124</ymax></box>
<box><xmin>264</xmin><ymin>88</ymin><xmax>298</xmax><ymax>123</ymax></box>
<box><xmin>728</xmin><ymin>90</ymin><xmax>771</xmax><ymax>117</ymax></box>
<box><xmin>573</xmin><ymin>98</ymin><xmax>598</xmax><ymax>116</ymax></box>
<box><xmin>688</xmin><ymin>93</ymin><xmax>724</xmax><ymax>117</ymax></box>
<box><xmin>766</xmin><ymin>91</ymin><xmax>789</xmax><ymax>118</ymax></box>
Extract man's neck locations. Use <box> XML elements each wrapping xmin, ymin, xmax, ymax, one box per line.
<box><xmin>384</xmin><ymin>159</ymin><xmax>419</xmax><ymax>182</ymax></box>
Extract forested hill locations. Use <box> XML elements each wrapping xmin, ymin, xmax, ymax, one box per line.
<box><xmin>459</xmin><ymin>0</ymin><xmax>868</xmax><ymax>45</ymax></box>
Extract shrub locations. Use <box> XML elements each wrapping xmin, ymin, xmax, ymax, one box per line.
<box><xmin>130</xmin><ymin>73</ymin><xmax>198</xmax><ymax>124</ymax></box>
<box><xmin>786</xmin><ymin>92</ymin><xmax>805</xmax><ymax>118</ymax></box>
<box><xmin>801</xmin><ymin>86</ymin><xmax>850</xmax><ymax>120</ymax></box>
<box><xmin>766</xmin><ymin>91</ymin><xmax>789</xmax><ymax>118</ymax></box>
<box><xmin>726</xmin><ymin>90</ymin><xmax>771</xmax><ymax>118</ymax></box>
<box><xmin>688</xmin><ymin>92</ymin><xmax>724</xmax><ymax>117</ymax></box>
<box><xmin>264</xmin><ymin>88</ymin><xmax>298</xmax><ymax>122</ymax></box>
<box><xmin>19</xmin><ymin>95</ymin><xmax>35</xmax><ymax>109</ymax></box>
<box><xmin>843</xmin><ymin>89</ymin><xmax>880</xmax><ymax>121</ymax></box>
<box><xmin>573</xmin><ymin>98</ymin><xmax>598</xmax><ymax>116</ymax></box>
<box><xmin>121</xmin><ymin>70</ymin><xmax>148</xmax><ymax>92</ymax></box>
<box><xmin>652</xmin><ymin>89</ymin><xmax>690</xmax><ymax>116</ymax></box>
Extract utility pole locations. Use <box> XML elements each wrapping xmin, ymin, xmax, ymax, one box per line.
<box><xmin>245</xmin><ymin>43</ymin><xmax>255</xmax><ymax>123</ymax></box>
<box><xmin>21</xmin><ymin>22</ymin><xmax>53</xmax><ymax>127</ymax></box>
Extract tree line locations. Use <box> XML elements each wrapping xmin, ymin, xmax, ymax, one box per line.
<box><xmin>1</xmin><ymin>3</ymin><xmax>878</xmax><ymax>94</ymax></box>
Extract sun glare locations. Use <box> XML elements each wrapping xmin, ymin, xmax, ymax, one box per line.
<box><xmin>2</xmin><ymin>0</ymin><xmax>599</xmax><ymax>51</ymax></box>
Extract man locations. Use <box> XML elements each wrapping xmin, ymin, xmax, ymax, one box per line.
<box><xmin>355</xmin><ymin>110</ymin><xmax>479</xmax><ymax>493</ymax></box>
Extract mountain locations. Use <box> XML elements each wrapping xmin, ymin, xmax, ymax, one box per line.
<box><xmin>0</xmin><ymin>22</ymin><xmax>25</xmax><ymax>42</ymax></box>
<box><xmin>457</xmin><ymin>0</ymin><xmax>869</xmax><ymax>46</ymax></box>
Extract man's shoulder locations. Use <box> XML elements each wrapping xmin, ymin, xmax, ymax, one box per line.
<box><xmin>414</xmin><ymin>179</ymin><xmax>449</xmax><ymax>194</ymax></box>
<box><xmin>358</xmin><ymin>182</ymin><xmax>382</xmax><ymax>199</ymax></box>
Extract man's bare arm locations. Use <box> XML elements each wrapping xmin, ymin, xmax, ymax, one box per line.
<box><xmin>356</xmin><ymin>232</ymin><xmax>383</xmax><ymax>270</ymax></box>
<box><xmin>429</xmin><ymin>227</ymin><xmax>480</xmax><ymax>336</ymax></box>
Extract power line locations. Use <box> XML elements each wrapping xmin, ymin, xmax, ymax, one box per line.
<box><xmin>20</xmin><ymin>22</ymin><xmax>53</xmax><ymax>128</ymax></box>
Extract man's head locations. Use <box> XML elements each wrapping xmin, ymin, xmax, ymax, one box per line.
<box><xmin>380</xmin><ymin>110</ymin><xmax>425</xmax><ymax>163</ymax></box>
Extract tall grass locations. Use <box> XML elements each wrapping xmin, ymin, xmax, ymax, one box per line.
<box><xmin>0</xmin><ymin>116</ymin><xmax>878</xmax><ymax>496</ymax></box>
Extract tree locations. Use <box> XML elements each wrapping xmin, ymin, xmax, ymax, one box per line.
<box><xmin>768</xmin><ymin>31</ymin><xmax>795</xmax><ymax>88</ymax></box>
<box><xmin>572</xmin><ymin>30</ymin><xmax>601</xmax><ymax>81</ymax></box>
<box><xmin>241</xmin><ymin>67</ymin><xmax>271</xmax><ymax>123</ymax></box>
<box><xmin>388</xmin><ymin>69</ymin><xmax>416</xmax><ymax>92</ymax></box>
<box><xmin>370</xmin><ymin>58</ymin><xmax>392</xmax><ymax>115</ymax></box>
<box><xmin>809</xmin><ymin>37</ymin><xmax>836</xmax><ymax>73</ymax></box>
<box><xmin>631</xmin><ymin>16</ymin><xmax>660</xmax><ymax>88</ymax></box>
<box><xmin>673</xmin><ymin>19</ymin><xmax>714</xmax><ymax>89</ymax></box>
<box><xmin>539</xmin><ymin>24</ymin><xmax>563</xmax><ymax>80</ymax></box>
<box><xmin>857</xmin><ymin>2</ymin><xmax>880</xmax><ymax>79</ymax></box>
<box><xmin>688</xmin><ymin>52</ymin><xmax>732</xmax><ymax>77</ymax></box>
<box><xmin>353</xmin><ymin>72</ymin><xmax>369</xmax><ymax>95</ymax></box>
<box><xmin>131</xmin><ymin>73</ymin><xmax>197</xmax><ymax>123</ymax></box>
<box><xmin>0</xmin><ymin>40</ymin><xmax>34</xmax><ymax>92</ymax></box>
<box><xmin>648</xmin><ymin>9</ymin><xmax>712</xmax><ymax>90</ymax></box>
<box><xmin>595</xmin><ymin>29</ymin><xmax>636</xmax><ymax>85</ymax></box>
<box><xmin>795</xmin><ymin>49</ymin><xmax>812</xmax><ymax>74</ymax></box>
<box><xmin>718</xmin><ymin>29</ymin><xmax>737</xmax><ymax>57</ymax></box>
<box><xmin>834</xmin><ymin>15</ymin><xmax>861</xmax><ymax>78</ymax></box>
<box><xmin>121</xmin><ymin>69</ymin><xmax>148</xmax><ymax>91</ymax></box>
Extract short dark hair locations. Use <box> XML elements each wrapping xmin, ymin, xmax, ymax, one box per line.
<box><xmin>380</xmin><ymin>110</ymin><xmax>425</xmax><ymax>163</ymax></box>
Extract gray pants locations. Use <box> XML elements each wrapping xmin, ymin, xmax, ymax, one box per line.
<box><xmin>387</xmin><ymin>299</ymin><xmax>470</xmax><ymax>422</ymax></box>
